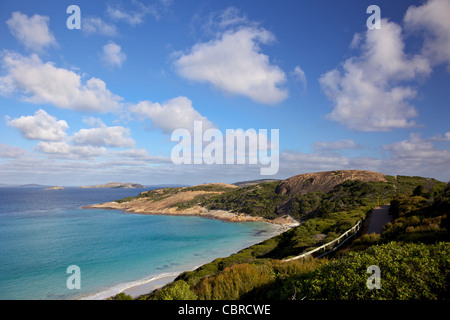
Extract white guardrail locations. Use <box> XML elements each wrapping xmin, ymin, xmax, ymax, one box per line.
<box><xmin>283</xmin><ymin>219</ymin><xmax>363</xmax><ymax>262</ymax></box>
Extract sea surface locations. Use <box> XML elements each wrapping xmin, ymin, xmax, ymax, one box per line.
<box><xmin>0</xmin><ymin>187</ymin><xmax>278</xmax><ymax>300</ymax></box>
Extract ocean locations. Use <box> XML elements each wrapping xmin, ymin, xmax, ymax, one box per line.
<box><xmin>0</xmin><ymin>187</ymin><xmax>279</xmax><ymax>300</ymax></box>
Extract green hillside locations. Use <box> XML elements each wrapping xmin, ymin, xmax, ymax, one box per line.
<box><xmin>110</xmin><ymin>172</ymin><xmax>449</xmax><ymax>300</ymax></box>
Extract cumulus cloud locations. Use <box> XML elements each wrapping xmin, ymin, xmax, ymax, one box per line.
<box><xmin>72</xmin><ymin>125</ymin><xmax>135</xmax><ymax>148</ymax></box>
<box><xmin>83</xmin><ymin>17</ymin><xmax>118</xmax><ymax>37</ymax></box>
<box><xmin>404</xmin><ymin>0</ymin><xmax>450</xmax><ymax>71</ymax></box>
<box><xmin>7</xmin><ymin>109</ymin><xmax>68</xmax><ymax>141</ymax></box>
<box><xmin>101</xmin><ymin>42</ymin><xmax>127</xmax><ymax>69</ymax></box>
<box><xmin>320</xmin><ymin>19</ymin><xmax>431</xmax><ymax>132</ymax></box>
<box><xmin>36</xmin><ymin>141</ymin><xmax>106</xmax><ymax>159</ymax></box>
<box><xmin>174</xmin><ymin>27</ymin><xmax>288</xmax><ymax>105</ymax></box>
<box><xmin>0</xmin><ymin>52</ymin><xmax>123</xmax><ymax>112</ymax></box>
<box><xmin>6</xmin><ymin>12</ymin><xmax>57</xmax><ymax>52</ymax></box>
<box><xmin>129</xmin><ymin>96</ymin><xmax>214</xmax><ymax>133</ymax></box>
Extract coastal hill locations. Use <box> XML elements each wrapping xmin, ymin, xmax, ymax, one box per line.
<box><xmin>84</xmin><ymin>182</ymin><xmax>273</xmax><ymax>223</ymax></box>
<box><xmin>131</xmin><ymin>171</ymin><xmax>449</xmax><ymax>301</ymax></box>
<box><xmin>275</xmin><ymin>170</ymin><xmax>387</xmax><ymax>195</ymax></box>
<box><xmin>80</xmin><ymin>182</ymin><xmax>145</xmax><ymax>189</ymax></box>
<box><xmin>85</xmin><ymin>170</ymin><xmax>445</xmax><ymax>226</ymax></box>
<box><xmin>233</xmin><ymin>179</ymin><xmax>280</xmax><ymax>187</ymax></box>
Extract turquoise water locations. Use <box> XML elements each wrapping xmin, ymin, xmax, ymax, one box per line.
<box><xmin>0</xmin><ymin>187</ymin><xmax>277</xmax><ymax>300</ymax></box>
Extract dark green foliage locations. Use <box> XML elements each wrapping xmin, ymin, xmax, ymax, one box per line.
<box><xmin>254</xmin><ymin>242</ymin><xmax>449</xmax><ymax>300</ymax></box>
<box><xmin>383</xmin><ymin>183</ymin><xmax>450</xmax><ymax>243</ymax></box>
<box><xmin>193</xmin><ymin>263</ymin><xmax>274</xmax><ymax>300</ymax></box>
<box><xmin>135</xmin><ymin>175</ymin><xmax>449</xmax><ymax>301</ymax></box>
<box><xmin>202</xmin><ymin>182</ymin><xmax>286</xmax><ymax>219</ymax></box>
<box><xmin>108</xmin><ymin>292</ymin><xmax>133</xmax><ymax>300</ymax></box>
<box><xmin>147</xmin><ymin>280</ymin><xmax>198</xmax><ymax>300</ymax></box>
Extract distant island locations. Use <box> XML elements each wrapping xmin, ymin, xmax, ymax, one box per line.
<box><xmin>80</xmin><ymin>182</ymin><xmax>145</xmax><ymax>189</ymax></box>
<box><xmin>44</xmin><ymin>186</ymin><xmax>64</xmax><ymax>190</ymax></box>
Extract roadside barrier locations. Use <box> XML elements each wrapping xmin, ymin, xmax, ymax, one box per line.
<box><xmin>283</xmin><ymin>219</ymin><xmax>363</xmax><ymax>262</ymax></box>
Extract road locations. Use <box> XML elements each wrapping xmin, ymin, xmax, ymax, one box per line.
<box><xmin>366</xmin><ymin>204</ymin><xmax>392</xmax><ymax>234</ymax></box>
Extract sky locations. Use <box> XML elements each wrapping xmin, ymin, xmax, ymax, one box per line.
<box><xmin>0</xmin><ymin>0</ymin><xmax>449</xmax><ymax>186</ymax></box>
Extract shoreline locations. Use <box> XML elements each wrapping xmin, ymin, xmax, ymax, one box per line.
<box><xmin>83</xmin><ymin>201</ymin><xmax>300</xmax><ymax>228</ymax></box>
<box><xmin>77</xmin><ymin>218</ymin><xmax>295</xmax><ymax>300</ymax></box>
<box><xmin>79</xmin><ymin>272</ymin><xmax>182</xmax><ymax>300</ymax></box>
<box><xmin>81</xmin><ymin>195</ymin><xmax>299</xmax><ymax>300</ymax></box>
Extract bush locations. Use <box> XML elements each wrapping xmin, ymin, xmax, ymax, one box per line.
<box><xmin>108</xmin><ymin>292</ymin><xmax>133</xmax><ymax>300</ymax></box>
<box><xmin>153</xmin><ymin>280</ymin><xmax>198</xmax><ymax>300</ymax></box>
<box><xmin>193</xmin><ymin>264</ymin><xmax>274</xmax><ymax>300</ymax></box>
<box><xmin>256</xmin><ymin>242</ymin><xmax>449</xmax><ymax>300</ymax></box>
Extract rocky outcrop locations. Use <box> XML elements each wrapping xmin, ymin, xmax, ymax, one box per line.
<box><xmin>275</xmin><ymin>170</ymin><xmax>387</xmax><ymax>196</ymax></box>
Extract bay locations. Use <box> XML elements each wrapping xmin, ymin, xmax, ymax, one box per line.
<box><xmin>0</xmin><ymin>187</ymin><xmax>278</xmax><ymax>300</ymax></box>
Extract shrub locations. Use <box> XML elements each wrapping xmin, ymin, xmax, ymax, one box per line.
<box><xmin>193</xmin><ymin>264</ymin><xmax>274</xmax><ymax>300</ymax></box>
<box><xmin>108</xmin><ymin>292</ymin><xmax>133</xmax><ymax>300</ymax></box>
<box><xmin>153</xmin><ymin>280</ymin><xmax>198</xmax><ymax>300</ymax></box>
<box><xmin>256</xmin><ymin>242</ymin><xmax>449</xmax><ymax>300</ymax></box>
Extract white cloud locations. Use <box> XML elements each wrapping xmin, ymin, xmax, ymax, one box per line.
<box><xmin>404</xmin><ymin>0</ymin><xmax>450</xmax><ymax>71</ymax></box>
<box><xmin>7</xmin><ymin>109</ymin><xmax>68</xmax><ymax>141</ymax></box>
<box><xmin>292</xmin><ymin>66</ymin><xmax>307</xmax><ymax>91</ymax></box>
<box><xmin>0</xmin><ymin>143</ymin><xmax>27</xmax><ymax>158</ymax></box>
<box><xmin>83</xmin><ymin>17</ymin><xmax>118</xmax><ymax>37</ymax></box>
<box><xmin>174</xmin><ymin>27</ymin><xmax>288</xmax><ymax>105</ymax></box>
<box><xmin>279</xmin><ymin>150</ymin><xmax>351</xmax><ymax>175</ymax></box>
<box><xmin>82</xmin><ymin>117</ymin><xmax>106</xmax><ymax>128</ymax></box>
<box><xmin>0</xmin><ymin>52</ymin><xmax>123</xmax><ymax>112</ymax></box>
<box><xmin>36</xmin><ymin>141</ymin><xmax>106</xmax><ymax>159</ymax></box>
<box><xmin>72</xmin><ymin>126</ymin><xmax>135</xmax><ymax>148</ymax></box>
<box><xmin>115</xmin><ymin>148</ymin><xmax>172</xmax><ymax>163</ymax></box>
<box><xmin>320</xmin><ymin>19</ymin><xmax>431</xmax><ymax>132</ymax></box>
<box><xmin>101</xmin><ymin>42</ymin><xmax>127</xmax><ymax>69</ymax></box>
<box><xmin>106</xmin><ymin>1</ymin><xmax>160</xmax><ymax>25</ymax></box>
<box><xmin>277</xmin><ymin>133</ymin><xmax>450</xmax><ymax>182</ymax></box>
<box><xmin>199</xmin><ymin>7</ymin><xmax>252</xmax><ymax>35</ymax></box>
<box><xmin>430</xmin><ymin>132</ymin><xmax>450</xmax><ymax>141</ymax></box>
<box><xmin>312</xmin><ymin>140</ymin><xmax>362</xmax><ymax>151</ymax></box>
<box><xmin>382</xmin><ymin>133</ymin><xmax>450</xmax><ymax>178</ymax></box>
<box><xmin>129</xmin><ymin>96</ymin><xmax>214</xmax><ymax>133</ymax></box>
<box><xmin>6</xmin><ymin>12</ymin><xmax>57</xmax><ymax>52</ymax></box>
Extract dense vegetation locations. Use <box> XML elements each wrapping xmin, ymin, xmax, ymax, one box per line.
<box><xmin>115</xmin><ymin>184</ymin><xmax>236</xmax><ymax>204</ymax></box>
<box><xmin>199</xmin><ymin>176</ymin><xmax>444</xmax><ymax>221</ymax></box>
<box><xmin>112</xmin><ymin>174</ymin><xmax>449</xmax><ymax>301</ymax></box>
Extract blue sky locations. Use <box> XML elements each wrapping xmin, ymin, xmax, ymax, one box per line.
<box><xmin>0</xmin><ymin>0</ymin><xmax>449</xmax><ymax>186</ymax></box>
